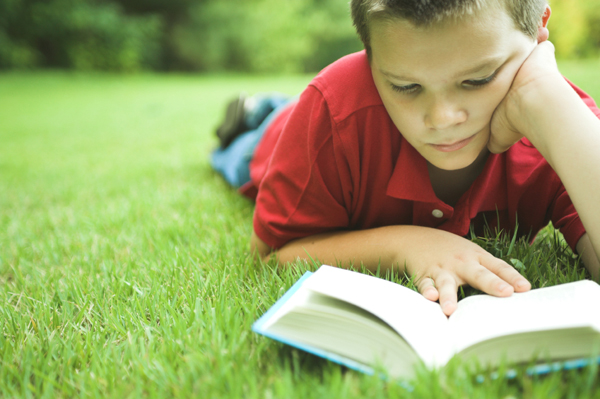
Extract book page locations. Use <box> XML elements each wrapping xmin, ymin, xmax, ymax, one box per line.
<box><xmin>448</xmin><ymin>280</ymin><xmax>600</xmax><ymax>355</ymax></box>
<box><xmin>303</xmin><ymin>266</ymin><xmax>451</xmax><ymax>366</ymax></box>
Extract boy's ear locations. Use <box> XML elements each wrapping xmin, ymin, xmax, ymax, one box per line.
<box><xmin>540</xmin><ymin>5</ymin><xmax>551</xmax><ymax>28</ymax></box>
<box><xmin>537</xmin><ymin>5</ymin><xmax>551</xmax><ymax>43</ymax></box>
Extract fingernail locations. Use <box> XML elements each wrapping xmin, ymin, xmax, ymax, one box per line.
<box><xmin>516</xmin><ymin>280</ymin><xmax>529</xmax><ymax>289</ymax></box>
<box><xmin>499</xmin><ymin>283</ymin><xmax>511</xmax><ymax>292</ymax></box>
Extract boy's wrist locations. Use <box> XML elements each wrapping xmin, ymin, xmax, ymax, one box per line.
<box><xmin>506</xmin><ymin>73</ymin><xmax>575</xmax><ymax>152</ymax></box>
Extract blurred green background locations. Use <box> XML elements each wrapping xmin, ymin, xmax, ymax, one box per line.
<box><xmin>1</xmin><ymin>0</ymin><xmax>599</xmax><ymax>73</ymax></box>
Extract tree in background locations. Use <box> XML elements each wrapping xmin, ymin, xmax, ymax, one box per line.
<box><xmin>172</xmin><ymin>0</ymin><xmax>362</xmax><ymax>73</ymax></box>
<box><xmin>550</xmin><ymin>0</ymin><xmax>600</xmax><ymax>59</ymax></box>
<box><xmin>0</xmin><ymin>0</ymin><xmax>599</xmax><ymax>72</ymax></box>
<box><xmin>0</xmin><ymin>0</ymin><xmax>163</xmax><ymax>71</ymax></box>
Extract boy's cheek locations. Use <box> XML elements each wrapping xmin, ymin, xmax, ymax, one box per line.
<box><xmin>371</xmin><ymin>71</ymin><xmax>393</xmax><ymax>105</ymax></box>
<box><xmin>371</xmin><ymin>76</ymin><xmax>416</xmax><ymax>131</ymax></box>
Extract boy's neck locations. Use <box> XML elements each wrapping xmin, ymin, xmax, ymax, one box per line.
<box><xmin>427</xmin><ymin>149</ymin><xmax>490</xmax><ymax>207</ymax></box>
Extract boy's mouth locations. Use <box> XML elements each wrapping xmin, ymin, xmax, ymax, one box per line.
<box><xmin>429</xmin><ymin>133</ymin><xmax>477</xmax><ymax>152</ymax></box>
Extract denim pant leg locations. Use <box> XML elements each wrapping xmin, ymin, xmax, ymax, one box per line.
<box><xmin>245</xmin><ymin>94</ymin><xmax>289</xmax><ymax>130</ymax></box>
<box><xmin>211</xmin><ymin>95</ymin><xmax>291</xmax><ymax>188</ymax></box>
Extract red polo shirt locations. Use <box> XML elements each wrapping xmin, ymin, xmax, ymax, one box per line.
<box><xmin>242</xmin><ymin>51</ymin><xmax>600</xmax><ymax>251</ymax></box>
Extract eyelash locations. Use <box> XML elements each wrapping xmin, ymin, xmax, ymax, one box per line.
<box><xmin>464</xmin><ymin>71</ymin><xmax>500</xmax><ymax>87</ymax></box>
<box><xmin>390</xmin><ymin>83</ymin><xmax>420</xmax><ymax>94</ymax></box>
<box><xmin>389</xmin><ymin>70</ymin><xmax>500</xmax><ymax>94</ymax></box>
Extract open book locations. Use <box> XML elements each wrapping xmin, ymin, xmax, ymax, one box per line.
<box><xmin>253</xmin><ymin>266</ymin><xmax>600</xmax><ymax>379</ymax></box>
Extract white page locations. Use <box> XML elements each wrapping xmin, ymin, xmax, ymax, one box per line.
<box><xmin>448</xmin><ymin>280</ymin><xmax>600</xmax><ymax>355</ymax></box>
<box><xmin>303</xmin><ymin>266</ymin><xmax>451</xmax><ymax>366</ymax></box>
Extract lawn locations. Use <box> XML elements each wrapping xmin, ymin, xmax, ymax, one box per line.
<box><xmin>0</xmin><ymin>58</ymin><xmax>599</xmax><ymax>398</ymax></box>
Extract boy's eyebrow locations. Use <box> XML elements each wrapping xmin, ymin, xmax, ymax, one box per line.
<box><xmin>380</xmin><ymin>57</ymin><xmax>505</xmax><ymax>82</ymax></box>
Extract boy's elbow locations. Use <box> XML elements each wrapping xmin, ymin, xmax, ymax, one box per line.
<box><xmin>577</xmin><ymin>234</ymin><xmax>600</xmax><ymax>281</ymax></box>
<box><xmin>250</xmin><ymin>231</ymin><xmax>274</xmax><ymax>262</ymax></box>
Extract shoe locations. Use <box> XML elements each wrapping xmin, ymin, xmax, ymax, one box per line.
<box><xmin>215</xmin><ymin>93</ymin><xmax>248</xmax><ymax>149</ymax></box>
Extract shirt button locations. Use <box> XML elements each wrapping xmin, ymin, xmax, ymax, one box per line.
<box><xmin>432</xmin><ymin>209</ymin><xmax>444</xmax><ymax>218</ymax></box>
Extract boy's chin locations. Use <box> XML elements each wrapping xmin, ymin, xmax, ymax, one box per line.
<box><xmin>427</xmin><ymin>149</ymin><xmax>487</xmax><ymax>171</ymax></box>
<box><xmin>430</xmin><ymin>160</ymin><xmax>475</xmax><ymax>171</ymax></box>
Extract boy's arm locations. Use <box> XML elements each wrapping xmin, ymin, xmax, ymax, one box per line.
<box><xmin>251</xmin><ymin>225</ymin><xmax>531</xmax><ymax>316</ymax></box>
<box><xmin>577</xmin><ymin>234</ymin><xmax>600</xmax><ymax>281</ymax></box>
<box><xmin>489</xmin><ymin>41</ymin><xmax>600</xmax><ymax>273</ymax></box>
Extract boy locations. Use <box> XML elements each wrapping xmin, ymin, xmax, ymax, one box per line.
<box><xmin>213</xmin><ymin>0</ymin><xmax>600</xmax><ymax>316</ymax></box>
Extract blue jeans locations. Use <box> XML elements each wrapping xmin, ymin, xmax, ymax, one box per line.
<box><xmin>211</xmin><ymin>94</ymin><xmax>290</xmax><ymax>188</ymax></box>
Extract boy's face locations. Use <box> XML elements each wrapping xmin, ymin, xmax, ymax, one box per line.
<box><xmin>370</xmin><ymin>7</ymin><xmax>537</xmax><ymax>170</ymax></box>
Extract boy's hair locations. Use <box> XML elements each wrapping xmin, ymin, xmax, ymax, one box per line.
<box><xmin>351</xmin><ymin>0</ymin><xmax>548</xmax><ymax>55</ymax></box>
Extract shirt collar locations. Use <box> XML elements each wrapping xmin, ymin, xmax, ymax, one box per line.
<box><xmin>386</xmin><ymin>136</ymin><xmax>438</xmax><ymax>203</ymax></box>
<box><xmin>386</xmin><ymin>136</ymin><xmax>507</xmax><ymax>212</ymax></box>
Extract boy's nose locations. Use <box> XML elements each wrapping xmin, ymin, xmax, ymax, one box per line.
<box><xmin>424</xmin><ymin>98</ymin><xmax>467</xmax><ymax>130</ymax></box>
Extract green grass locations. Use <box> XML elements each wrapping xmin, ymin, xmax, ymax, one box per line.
<box><xmin>0</xmin><ymin>60</ymin><xmax>599</xmax><ymax>398</ymax></box>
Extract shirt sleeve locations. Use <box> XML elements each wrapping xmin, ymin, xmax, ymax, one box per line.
<box><xmin>566</xmin><ymin>77</ymin><xmax>600</xmax><ymax>119</ymax></box>
<box><xmin>253</xmin><ymin>85</ymin><xmax>350</xmax><ymax>249</ymax></box>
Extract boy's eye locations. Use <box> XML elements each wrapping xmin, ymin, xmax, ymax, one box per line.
<box><xmin>390</xmin><ymin>83</ymin><xmax>420</xmax><ymax>94</ymax></box>
<box><xmin>463</xmin><ymin>71</ymin><xmax>499</xmax><ymax>88</ymax></box>
<box><xmin>388</xmin><ymin>68</ymin><xmax>500</xmax><ymax>94</ymax></box>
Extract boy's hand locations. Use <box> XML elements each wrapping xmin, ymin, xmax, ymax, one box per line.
<box><xmin>270</xmin><ymin>225</ymin><xmax>532</xmax><ymax>317</ymax></box>
<box><xmin>403</xmin><ymin>227</ymin><xmax>531</xmax><ymax>316</ymax></box>
<box><xmin>488</xmin><ymin>32</ymin><xmax>561</xmax><ymax>153</ymax></box>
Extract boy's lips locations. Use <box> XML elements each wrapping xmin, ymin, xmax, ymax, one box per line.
<box><xmin>430</xmin><ymin>133</ymin><xmax>477</xmax><ymax>152</ymax></box>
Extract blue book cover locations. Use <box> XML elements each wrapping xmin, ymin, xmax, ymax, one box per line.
<box><xmin>252</xmin><ymin>271</ymin><xmax>376</xmax><ymax>376</ymax></box>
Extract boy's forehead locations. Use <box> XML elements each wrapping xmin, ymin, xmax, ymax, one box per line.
<box><xmin>369</xmin><ymin>9</ymin><xmax>525</xmax><ymax>77</ymax></box>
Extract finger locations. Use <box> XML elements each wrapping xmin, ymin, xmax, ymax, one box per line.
<box><xmin>434</xmin><ymin>273</ymin><xmax>458</xmax><ymax>316</ymax></box>
<box><xmin>487</xmin><ymin>130</ymin><xmax>521</xmax><ymax>154</ymax></box>
<box><xmin>462</xmin><ymin>261</ymin><xmax>515</xmax><ymax>297</ymax></box>
<box><xmin>479</xmin><ymin>254</ymin><xmax>531</xmax><ymax>292</ymax></box>
<box><xmin>417</xmin><ymin>276</ymin><xmax>439</xmax><ymax>302</ymax></box>
<box><xmin>487</xmin><ymin>139</ymin><xmax>511</xmax><ymax>154</ymax></box>
<box><xmin>488</xmin><ymin>111</ymin><xmax>522</xmax><ymax>154</ymax></box>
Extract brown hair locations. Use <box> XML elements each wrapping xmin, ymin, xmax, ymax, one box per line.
<box><xmin>351</xmin><ymin>0</ymin><xmax>548</xmax><ymax>55</ymax></box>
